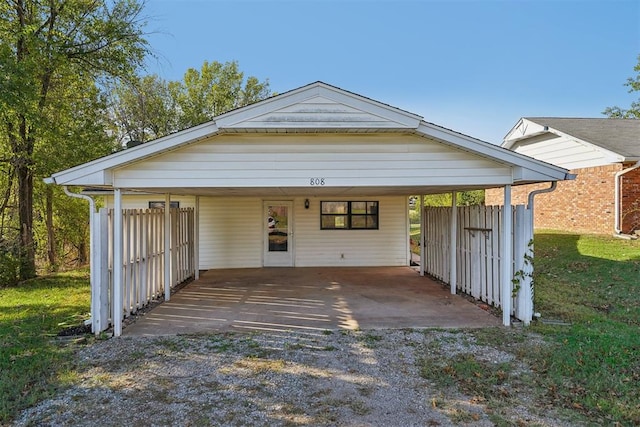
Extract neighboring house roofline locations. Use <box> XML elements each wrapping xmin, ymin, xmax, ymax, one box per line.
<box><xmin>503</xmin><ymin>117</ymin><xmax>640</xmax><ymax>163</ymax></box>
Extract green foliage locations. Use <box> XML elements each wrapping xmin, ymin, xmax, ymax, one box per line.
<box><xmin>173</xmin><ymin>60</ymin><xmax>271</xmax><ymax>129</ymax></box>
<box><xmin>0</xmin><ymin>0</ymin><xmax>150</xmax><ymax>278</ymax></box>
<box><xmin>109</xmin><ymin>60</ymin><xmax>272</xmax><ymax>144</ymax></box>
<box><xmin>421</xmin><ymin>190</ymin><xmax>484</xmax><ymax>207</ymax></box>
<box><xmin>603</xmin><ymin>54</ymin><xmax>640</xmax><ymax>119</ymax></box>
<box><xmin>108</xmin><ymin>74</ymin><xmax>179</xmax><ymax>144</ymax></box>
<box><xmin>0</xmin><ymin>269</ymin><xmax>91</xmax><ymax>423</ymax></box>
<box><xmin>0</xmin><ymin>241</ymin><xmax>20</xmax><ymax>286</ymax></box>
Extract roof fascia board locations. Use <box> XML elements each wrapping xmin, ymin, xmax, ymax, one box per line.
<box><xmin>417</xmin><ymin>121</ymin><xmax>569</xmax><ymax>181</ymax></box>
<box><xmin>48</xmin><ymin>122</ymin><xmax>219</xmax><ymax>185</ymax></box>
<box><xmin>218</xmin><ymin>82</ymin><xmax>422</xmax><ymax>129</ymax></box>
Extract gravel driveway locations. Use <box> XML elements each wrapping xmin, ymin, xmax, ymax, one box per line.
<box><xmin>14</xmin><ymin>329</ymin><xmax>576</xmax><ymax>426</ymax></box>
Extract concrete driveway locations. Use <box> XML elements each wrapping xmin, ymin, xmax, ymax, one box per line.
<box><xmin>124</xmin><ymin>267</ymin><xmax>501</xmax><ymax>336</ymax></box>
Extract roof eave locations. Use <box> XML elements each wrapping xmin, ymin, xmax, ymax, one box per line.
<box><xmin>416</xmin><ymin>121</ymin><xmax>570</xmax><ymax>181</ymax></box>
<box><xmin>46</xmin><ymin>121</ymin><xmax>220</xmax><ymax>186</ymax></box>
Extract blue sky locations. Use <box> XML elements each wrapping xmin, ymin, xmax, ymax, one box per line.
<box><xmin>143</xmin><ymin>0</ymin><xmax>640</xmax><ymax>144</ymax></box>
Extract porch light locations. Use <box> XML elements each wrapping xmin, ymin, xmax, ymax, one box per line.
<box><xmin>305</xmin><ymin>199</ymin><xmax>310</xmax><ymax>209</ymax></box>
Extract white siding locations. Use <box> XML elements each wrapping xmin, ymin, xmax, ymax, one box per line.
<box><xmin>199</xmin><ymin>197</ymin><xmax>263</xmax><ymax>269</ymax></box>
<box><xmin>199</xmin><ymin>196</ymin><xmax>407</xmax><ymax>269</ymax></box>
<box><xmin>113</xmin><ymin>134</ymin><xmax>512</xmax><ymax>189</ymax></box>
<box><xmin>294</xmin><ymin>195</ymin><xmax>408</xmax><ymax>267</ymax></box>
<box><xmin>512</xmin><ymin>135</ymin><xmax>613</xmax><ymax>170</ymax></box>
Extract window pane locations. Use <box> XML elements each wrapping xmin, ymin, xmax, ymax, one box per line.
<box><xmin>367</xmin><ymin>216</ymin><xmax>378</xmax><ymax>229</ymax></box>
<box><xmin>322</xmin><ymin>215</ymin><xmax>347</xmax><ymax>229</ymax></box>
<box><xmin>367</xmin><ymin>202</ymin><xmax>378</xmax><ymax>214</ymax></box>
<box><xmin>322</xmin><ymin>201</ymin><xmax>348</xmax><ymax>214</ymax></box>
<box><xmin>351</xmin><ymin>215</ymin><xmax>367</xmax><ymax>228</ymax></box>
<box><xmin>351</xmin><ymin>202</ymin><xmax>367</xmax><ymax>214</ymax></box>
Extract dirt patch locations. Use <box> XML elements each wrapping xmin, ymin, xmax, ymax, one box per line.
<box><xmin>16</xmin><ymin>329</ymin><xmax>579</xmax><ymax>426</ymax></box>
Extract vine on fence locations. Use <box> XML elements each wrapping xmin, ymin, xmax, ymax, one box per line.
<box><xmin>511</xmin><ymin>239</ymin><xmax>534</xmax><ymax>298</ymax></box>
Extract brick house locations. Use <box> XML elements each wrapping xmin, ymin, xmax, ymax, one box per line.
<box><xmin>485</xmin><ymin>118</ymin><xmax>640</xmax><ymax>235</ymax></box>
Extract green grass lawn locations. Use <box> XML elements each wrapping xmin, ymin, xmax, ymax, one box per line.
<box><xmin>0</xmin><ymin>269</ymin><xmax>91</xmax><ymax>423</ymax></box>
<box><xmin>529</xmin><ymin>231</ymin><xmax>640</xmax><ymax>424</ymax></box>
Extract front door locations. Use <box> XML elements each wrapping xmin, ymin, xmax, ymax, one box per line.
<box><xmin>264</xmin><ymin>202</ymin><xmax>294</xmax><ymax>267</ymax></box>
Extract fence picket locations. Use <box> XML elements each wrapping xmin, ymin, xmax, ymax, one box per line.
<box><xmin>423</xmin><ymin>204</ymin><xmax>533</xmax><ymax>323</ymax></box>
<box><xmin>94</xmin><ymin>207</ymin><xmax>195</xmax><ymax>333</ymax></box>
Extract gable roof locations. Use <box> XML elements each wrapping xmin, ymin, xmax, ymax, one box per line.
<box><xmin>45</xmin><ymin>81</ymin><xmax>571</xmax><ymax>190</ymax></box>
<box><xmin>505</xmin><ymin>117</ymin><xmax>640</xmax><ymax>159</ymax></box>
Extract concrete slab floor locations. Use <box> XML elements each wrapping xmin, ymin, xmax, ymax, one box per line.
<box><xmin>124</xmin><ymin>267</ymin><xmax>502</xmax><ymax>336</ymax></box>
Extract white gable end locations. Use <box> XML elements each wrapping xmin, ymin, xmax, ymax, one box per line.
<box><xmin>229</xmin><ymin>95</ymin><xmax>414</xmax><ymax>129</ymax></box>
<box><xmin>217</xmin><ymin>83</ymin><xmax>422</xmax><ymax>130</ymax></box>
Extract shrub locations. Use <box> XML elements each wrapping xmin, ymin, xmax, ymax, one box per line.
<box><xmin>0</xmin><ymin>241</ymin><xmax>21</xmax><ymax>287</ymax></box>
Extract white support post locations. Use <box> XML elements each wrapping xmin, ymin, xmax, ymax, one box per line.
<box><xmin>194</xmin><ymin>196</ymin><xmax>200</xmax><ymax>280</ymax></box>
<box><xmin>449</xmin><ymin>191</ymin><xmax>457</xmax><ymax>294</ymax></box>
<box><xmin>164</xmin><ymin>193</ymin><xmax>171</xmax><ymax>301</ymax></box>
<box><xmin>502</xmin><ymin>185</ymin><xmax>513</xmax><ymax>326</ymax></box>
<box><xmin>90</xmin><ymin>210</ymin><xmax>111</xmax><ymax>334</ymax></box>
<box><xmin>419</xmin><ymin>195</ymin><xmax>425</xmax><ymax>276</ymax></box>
<box><xmin>113</xmin><ymin>188</ymin><xmax>123</xmax><ymax>337</ymax></box>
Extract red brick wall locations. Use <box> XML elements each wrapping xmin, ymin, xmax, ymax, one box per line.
<box><xmin>621</xmin><ymin>167</ymin><xmax>640</xmax><ymax>234</ymax></box>
<box><xmin>485</xmin><ymin>164</ymin><xmax>626</xmax><ymax>234</ymax></box>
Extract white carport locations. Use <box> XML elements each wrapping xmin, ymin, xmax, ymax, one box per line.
<box><xmin>45</xmin><ymin>82</ymin><xmax>571</xmax><ymax>336</ymax></box>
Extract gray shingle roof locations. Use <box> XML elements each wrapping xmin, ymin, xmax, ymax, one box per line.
<box><xmin>524</xmin><ymin>117</ymin><xmax>640</xmax><ymax>158</ymax></box>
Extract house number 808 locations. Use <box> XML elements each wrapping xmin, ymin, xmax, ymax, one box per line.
<box><xmin>310</xmin><ymin>178</ymin><xmax>325</xmax><ymax>185</ymax></box>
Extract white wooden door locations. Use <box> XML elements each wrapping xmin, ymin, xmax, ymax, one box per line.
<box><xmin>264</xmin><ymin>202</ymin><xmax>294</xmax><ymax>267</ymax></box>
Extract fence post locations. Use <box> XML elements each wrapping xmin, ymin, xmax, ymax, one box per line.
<box><xmin>112</xmin><ymin>189</ymin><xmax>123</xmax><ymax>336</ymax></box>
<box><xmin>512</xmin><ymin>205</ymin><xmax>534</xmax><ymax>323</ymax></box>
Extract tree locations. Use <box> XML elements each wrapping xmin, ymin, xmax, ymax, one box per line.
<box><xmin>35</xmin><ymin>75</ymin><xmax>117</xmax><ymax>270</ymax></box>
<box><xmin>109</xmin><ymin>60</ymin><xmax>272</xmax><ymax>145</ymax></box>
<box><xmin>603</xmin><ymin>54</ymin><xmax>640</xmax><ymax>119</ymax></box>
<box><xmin>108</xmin><ymin>74</ymin><xmax>179</xmax><ymax>145</ymax></box>
<box><xmin>0</xmin><ymin>0</ymin><xmax>150</xmax><ymax>279</ymax></box>
<box><xmin>421</xmin><ymin>190</ymin><xmax>485</xmax><ymax>207</ymax></box>
<box><xmin>171</xmin><ymin>60</ymin><xmax>272</xmax><ymax>129</ymax></box>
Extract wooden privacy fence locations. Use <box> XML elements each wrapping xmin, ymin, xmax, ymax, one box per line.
<box><xmin>90</xmin><ymin>207</ymin><xmax>195</xmax><ymax>334</ymax></box>
<box><xmin>423</xmin><ymin>205</ymin><xmax>534</xmax><ymax>323</ymax></box>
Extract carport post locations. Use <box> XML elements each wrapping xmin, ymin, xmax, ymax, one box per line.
<box><xmin>164</xmin><ymin>193</ymin><xmax>171</xmax><ymax>301</ymax></box>
<box><xmin>194</xmin><ymin>196</ymin><xmax>200</xmax><ymax>280</ymax></box>
<box><xmin>419</xmin><ymin>195</ymin><xmax>425</xmax><ymax>276</ymax></box>
<box><xmin>113</xmin><ymin>188</ymin><xmax>123</xmax><ymax>337</ymax></box>
<box><xmin>449</xmin><ymin>191</ymin><xmax>457</xmax><ymax>294</ymax></box>
<box><xmin>502</xmin><ymin>185</ymin><xmax>512</xmax><ymax>326</ymax></box>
